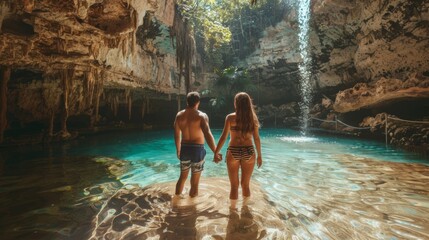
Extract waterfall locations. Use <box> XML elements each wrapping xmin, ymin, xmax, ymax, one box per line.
<box><xmin>297</xmin><ymin>0</ymin><xmax>312</xmax><ymax>135</ymax></box>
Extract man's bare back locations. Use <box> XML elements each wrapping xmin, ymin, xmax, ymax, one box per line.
<box><xmin>174</xmin><ymin>108</ymin><xmax>208</xmax><ymax>145</ymax></box>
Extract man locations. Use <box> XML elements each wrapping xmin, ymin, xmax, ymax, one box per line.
<box><xmin>174</xmin><ymin>91</ymin><xmax>220</xmax><ymax>197</ymax></box>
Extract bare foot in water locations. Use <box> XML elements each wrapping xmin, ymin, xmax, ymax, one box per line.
<box><xmin>171</xmin><ymin>194</ymin><xmax>186</xmax><ymax>207</ymax></box>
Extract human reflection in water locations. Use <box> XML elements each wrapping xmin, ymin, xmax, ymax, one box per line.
<box><xmin>162</xmin><ymin>197</ymin><xmax>198</xmax><ymax>239</ymax></box>
<box><xmin>226</xmin><ymin>205</ymin><xmax>264</xmax><ymax>240</ymax></box>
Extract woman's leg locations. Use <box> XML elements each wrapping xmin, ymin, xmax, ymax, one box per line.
<box><xmin>226</xmin><ymin>150</ymin><xmax>240</xmax><ymax>200</ymax></box>
<box><xmin>240</xmin><ymin>154</ymin><xmax>255</xmax><ymax>198</ymax></box>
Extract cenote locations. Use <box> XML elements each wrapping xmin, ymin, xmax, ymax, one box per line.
<box><xmin>1</xmin><ymin>129</ymin><xmax>428</xmax><ymax>239</ymax></box>
<box><xmin>1</xmin><ymin>0</ymin><xmax>429</xmax><ymax>239</ymax></box>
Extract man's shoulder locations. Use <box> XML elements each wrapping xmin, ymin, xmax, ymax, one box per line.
<box><xmin>176</xmin><ymin>110</ymin><xmax>186</xmax><ymax>116</ymax></box>
<box><xmin>197</xmin><ymin>110</ymin><xmax>208</xmax><ymax>118</ymax></box>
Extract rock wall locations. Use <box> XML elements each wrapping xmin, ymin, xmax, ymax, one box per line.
<box><xmin>240</xmin><ymin>0</ymin><xmax>429</xmax><ymax>104</ymax></box>
<box><xmin>0</xmin><ymin>0</ymin><xmax>189</xmax><ymax>142</ymax></box>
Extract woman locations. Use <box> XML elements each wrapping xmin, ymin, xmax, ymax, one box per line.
<box><xmin>214</xmin><ymin>92</ymin><xmax>262</xmax><ymax>208</ymax></box>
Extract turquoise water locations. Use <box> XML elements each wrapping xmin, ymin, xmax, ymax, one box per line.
<box><xmin>73</xmin><ymin>128</ymin><xmax>427</xmax><ymax>186</ymax></box>
<box><xmin>1</xmin><ymin>128</ymin><xmax>428</xmax><ymax>239</ymax></box>
<box><xmin>67</xmin><ymin>128</ymin><xmax>427</xmax><ymax>185</ymax></box>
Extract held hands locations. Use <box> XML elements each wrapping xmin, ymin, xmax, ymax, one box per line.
<box><xmin>213</xmin><ymin>152</ymin><xmax>223</xmax><ymax>163</ymax></box>
<box><xmin>257</xmin><ymin>155</ymin><xmax>262</xmax><ymax>168</ymax></box>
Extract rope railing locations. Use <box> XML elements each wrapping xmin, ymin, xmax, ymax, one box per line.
<box><xmin>310</xmin><ymin>117</ymin><xmax>336</xmax><ymax>123</ymax></box>
<box><xmin>336</xmin><ymin>119</ymin><xmax>372</xmax><ymax>130</ymax></box>
<box><xmin>385</xmin><ymin>114</ymin><xmax>429</xmax><ymax>146</ymax></box>
<box><xmin>309</xmin><ymin>116</ymin><xmax>371</xmax><ymax>131</ymax></box>
<box><xmin>388</xmin><ymin>116</ymin><xmax>429</xmax><ymax>124</ymax></box>
<box><xmin>310</xmin><ymin>114</ymin><xmax>429</xmax><ymax>147</ymax></box>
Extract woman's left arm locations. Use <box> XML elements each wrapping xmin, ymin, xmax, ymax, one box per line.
<box><xmin>214</xmin><ymin>115</ymin><xmax>231</xmax><ymax>163</ymax></box>
<box><xmin>253</xmin><ymin>126</ymin><xmax>262</xmax><ymax>168</ymax></box>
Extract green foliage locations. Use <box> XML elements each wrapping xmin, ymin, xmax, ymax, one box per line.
<box><xmin>176</xmin><ymin>0</ymin><xmax>288</xmax><ymax>73</ymax></box>
<box><xmin>176</xmin><ymin>0</ymin><xmax>233</xmax><ymax>50</ymax></box>
<box><xmin>209</xmin><ymin>66</ymin><xmax>256</xmax><ymax>114</ymax></box>
<box><xmin>225</xmin><ymin>0</ymin><xmax>288</xmax><ymax>61</ymax></box>
<box><xmin>176</xmin><ymin>0</ymin><xmax>258</xmax><ymax>68</ymax></box>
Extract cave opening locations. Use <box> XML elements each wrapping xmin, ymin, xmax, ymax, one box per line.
<box><xmin>341</xmin><ymin>99</ymin><xmax>429</xmax><ymax>125</ymax></box>
<box><xmin>374</xmin><ymin>99</ymin><xmax>429</xmax><ymax>120</ymax></box>
<box><xmin>9</xmin><ymin>69</ymin><xmax>43</xmax><ymax>85</ymax></box>
<box><xmin>1</xmin><ymin>15</ymin><xmax>35</xmax><ymax>36</ymax></box>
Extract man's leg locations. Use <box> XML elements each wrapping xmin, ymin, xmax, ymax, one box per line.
<box><xmin>189</xmin><ymin>171</ymin><xmax>201</xmax><ymax>197</ymax></box>
<box><xmin>189</xmin><ymin>147</ymin><xmax>205</xmax><ymax>198</ymax></box>
<box><xmin>175</xmin><ymin>169</ymin><xmax>189</xmax><ymax>195</ymax></box>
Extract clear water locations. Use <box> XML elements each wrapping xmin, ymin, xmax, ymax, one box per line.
<box><xmin>1</xmin><ymin>129</ymin><xmax>428</xmax><ymax>239</ymax></box>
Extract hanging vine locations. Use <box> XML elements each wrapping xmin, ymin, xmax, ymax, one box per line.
<box><xmin>173</xmin><ymin>3</ymin><xmax>193</xmax><ymax>93</ymax></box>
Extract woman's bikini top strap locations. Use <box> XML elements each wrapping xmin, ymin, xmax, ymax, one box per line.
<box><xmin>230</xmin><ymin>125</ymin><xmax>239</xmax><ymax>131</ymax></box>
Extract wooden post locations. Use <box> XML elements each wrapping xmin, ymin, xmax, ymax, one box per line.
<box><xmin>128</xmin><ymin>95</ymin><xmax>132</xmax><ymax>121</ymax></box>
<box><xmin>177</xmin><ymin>95</ymin><xmax>181</xmax><ymax>111</ymax></box>
<box><xmin>141</xmin><ymin>97</ymin><xmax>146</xmax><ymax>120</ymax></box>
<box><xmin>274</xmin><ymin>112</ymin><xmax>277</xmax><ymax>128</ymax></box>
<box><xmin>385</xmin><ymin>113</ymin><xmax>388</xmax><ymax>147</ymax></box>
<box><xmin>48</xmin><ymin>111</ymin><xmax>54</xmax><ymax>136</ymax></box>
<box><xmin>335</xmin><ymin>115</ymin><xmax>338</xmax><ymax>131</ymax></box>
<box><xmin>95</xmin><ymin>90</ymin><xmax>102</xmax><ymax>124</ymax></box>
<box><xmin>0</xmin><ymin>66</ymin><xmax>11</xmax><ymax>143</ymax></box>
<box><xmin>146</xmin><ymin>97</ymin><xmax>150</xmax><ymax>114</ymax></box>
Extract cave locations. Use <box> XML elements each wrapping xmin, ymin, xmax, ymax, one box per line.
<box><xmin>9</xmin><ymin>69</ymin><xmax>43</xmax><ymax>85</ymax></box>
<box><xmin>1</xmin><ymin>15</ymin><xmax>34</xmax><ymax>36</ymax></box>
<box><xmin>0</xmin><ymin>0</ymin><xmax>429</xmax><ymax>239</ymax></box>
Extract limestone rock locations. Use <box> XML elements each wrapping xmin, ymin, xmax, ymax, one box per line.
<box><xmin>360</xmin><ymin>113</ymin><xmax>388</xmax><ymax>132</ymax></box>
<box><xmin>0</xmin><ymin>0</ymin><xmax>189</xmax><ymax>141</ymax></box>
<box><xmin>240</xmin><ymin>0</ymin><xmax>429</xmax><ymax>99</ymax></box>
<box><xmin>257</xmin><ymin>102</ymin><xmax>300</xmax><ymax>127</ymax></box>
<box><xmin>333</xmin><ymin>74</ymin><xmax>429</xmax><ymax>113</ymax></box>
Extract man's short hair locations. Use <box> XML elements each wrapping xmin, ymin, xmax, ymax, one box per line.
<box><xmin>187</xmin><ymin>91</ymin><xmax>200</xmax><ymax>108</ymax></box>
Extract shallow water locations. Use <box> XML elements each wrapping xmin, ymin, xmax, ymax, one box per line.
<box><xmin>0</xmin><ymin>128</ymin><xmax>428</xmax><ymax>239</ymax></box>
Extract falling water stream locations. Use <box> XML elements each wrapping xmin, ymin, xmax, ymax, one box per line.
<box><xmin>297</xmin><ymin>0</ymin><xmax>312</xmax><ymax>135</ymax></box>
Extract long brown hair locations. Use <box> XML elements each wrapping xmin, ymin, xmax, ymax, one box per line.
<box><xmin>234</xmin><ymin>92</ymin><xmax>259</xmax><ymax>134</ymax></box>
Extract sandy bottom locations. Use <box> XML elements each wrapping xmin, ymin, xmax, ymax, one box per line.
<box><xmin>89</xmin><ymin>178</ymin><xmax>287</xmax><ymax>240</ymax></box>
<box><xmin>89</xmin><ymin>155</ymin><xmax>429</xmax><ymax>240</ymax></box>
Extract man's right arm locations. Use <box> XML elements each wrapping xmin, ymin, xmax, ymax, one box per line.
<box><xmin>201</xmin><ymin>113</ymin><xmax>216</xmax><ymax>153</ymax></box>
<box><xmin>174</xmin><ymin>114</ymin><xmax>181</xmax><ymax>159</ymax></box>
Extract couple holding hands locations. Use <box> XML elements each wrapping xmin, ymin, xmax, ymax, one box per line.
<box><xmin>174</xmin><ymin>91</ymin><xmax>262</xmax><ymax>208</ymax></box>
